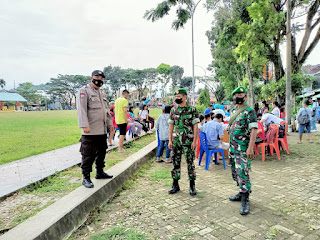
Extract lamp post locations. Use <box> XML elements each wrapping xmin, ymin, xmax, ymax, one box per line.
<box><xmin>286</xmin><ymin>0</ymin><xmax>292</xmax><ymax>126</ymax></box>
<box><xmin>191</xmin><ymin>0</ymin><xmax>202</xmax><ymax>106</ymax></box>
<box><xmin>195</xmin><ymin>65</ymin><xmax>207</xmax><ymax>77</ymax></box>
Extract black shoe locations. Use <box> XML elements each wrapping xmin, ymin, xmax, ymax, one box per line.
<box><xmin>189</xmin><ymin>180</ymin><xmax>197</xmax><ymax>196</ymax></box>
<box><xmin>229</xmin><ymin>193</ymin><xmax>242</xmax><ymax>201</ymax></box>
<box><xmin>96</xmin><ymin>171</ymin><xmax>113</xmax><ymax>179</ymax></box>
<box><xmin>133</xmin><ymin>134</ymin><xmax>138</xmax><ymax>138</ymax></box>
<box><xmin>168</xmin><ymin>179</ymin><xmax>180</xmax><ymax>194</ymax></box>
<box><xmin>83</xmin><ymin>176</ymin><xmax>94</xmax><ymax>188</ymax></box>
<box><xmin>240</xmin><ymin>192</ymin><xmax>250</xmax><ymax>215</ymax></box>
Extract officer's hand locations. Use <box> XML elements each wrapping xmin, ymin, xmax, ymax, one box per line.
<box><xmin>191</xmin><ymin>141</ymin><xmax>197</xmax><ymax>151</ymax></box>
<box><xmin>83</xmin><ymin>127</ymin><xmax>90</xmax><ymax>133</ymax></box>
<box><xmin>246</xmin><ymin>147</ymin><xmax>254</xmax><ymax>159</ymax></box>
<box><xmin>168</xmin><ymin>141</ymin><xmax>173</xmax><ymax>150</ymax></box>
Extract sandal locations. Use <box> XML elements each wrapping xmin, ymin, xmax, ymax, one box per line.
<box><xmin>156</xmin><ymin>159</ymin><xmax>164</xmax><ymax>162</ymax></box>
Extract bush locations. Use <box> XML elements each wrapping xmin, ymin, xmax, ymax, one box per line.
<box><xmin>195</xmin><ymin>104</ymin><xmax>206</xmax><ymax>114</ymax></box>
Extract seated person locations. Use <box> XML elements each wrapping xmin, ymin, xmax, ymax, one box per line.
<box><xmin>203</xmin><ymin>113</ymin><xmax>229</xmax><ymax>150</ymax></box>
<box><xmin>203</xmin><ymin>113</ymin><xmax>211</xmax><ymax>127</ymax></box>
<box><xmin>255</xmin><ymin>113</ymin><xmax>266</xmax><ymax>144</ymax></box>
<box><xmin>210</xmin><ymin>112</ymin><xmax>215</xmax><ymax>120</ymax></box>
<box><xmin>198</xmin><ymin>115</ymin><xmax>205</xmax><ymax>131</ymax></box>
<box><xmin>147</xmin><ymin>105</ymin><xmax>155</xmax><ymax>129</ymax></box>
<box><xmin>260</xmin><ymin>113</ymin><xmax>282</xmax><ymax>131</ymax></box>
<box><xmin>140</xmin><ymin>105</ymin><xmax>153</xmax><ymax>130</ymax></box>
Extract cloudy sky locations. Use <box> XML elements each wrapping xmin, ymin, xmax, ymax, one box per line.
<box><xmin>0</xmin><ymin>0</ymin><xmax>319</xmax><ymax>90</ymax></box>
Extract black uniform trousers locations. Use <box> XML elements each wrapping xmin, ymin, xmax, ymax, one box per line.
<box><xmin>80</xmin><ymin>134</ymin><xmax>108</xmax><ymax>175</ymax></box>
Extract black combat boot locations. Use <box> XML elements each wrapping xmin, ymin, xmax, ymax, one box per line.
<box><xmin>96</xmin><ymin>170</ymin><xmax>113</xmax><ymax>179</ymax></box>
<box><xmin>189</xmin><ymin>180</ymin><xmax>197</xmax><ymax>196</ymax></box>
<box><xmin>168</xmin><ymin>179</ymin><xmax>180</xmax><ymax>194</ymax></box>
<box><xmin>240</xmin><ymin>192</ymin><xmax>250</xmax><ymax>215</ymax></box>
<box><xmin>83</xmin><ymin>175</ymin><xmax>94</xmax><ymax>188</ymax></box>
<box><xmin>229</xmin><ymin>193</ymin><xmax>242</xmax><ymax>201</ymax></box>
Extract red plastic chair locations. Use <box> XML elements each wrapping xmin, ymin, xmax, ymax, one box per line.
<box><xmin>255</xmin><ymin>124</ymin><xmax>281</xmax><ymax>161</ymax></box>
<box><xmin>196</xmin><ymin>128</ymin><xmax>201</xmax><ymax>159</ymax></box>
<box><xmin>278</xmin><ymin>120</ymin><xmax>290</xmax><ymax>154</ymax></box>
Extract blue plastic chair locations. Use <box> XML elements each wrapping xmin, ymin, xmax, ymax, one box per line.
<box><xmin>198</xmin><ymin>131</ymin><xmax>226</xmax><ymax>170</ymax></box>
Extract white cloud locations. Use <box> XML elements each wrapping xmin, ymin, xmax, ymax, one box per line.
<box><xmin>0</xmin><ymin>0</ymin><xmax>318</xmax><ymax>90</ymax></box>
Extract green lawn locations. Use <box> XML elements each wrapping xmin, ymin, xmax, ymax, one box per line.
<box><xmin>0</xmin><ymin>108</ymin><xmax>162</xmax><ymax>165</ymax></box>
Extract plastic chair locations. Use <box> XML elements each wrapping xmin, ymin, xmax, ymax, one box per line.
<box><xmin>255</xmin><ymin>124</ymin><xmax>281</xmax><ymax>161</ymax></box>
<box><xmin>198</xmin><ymin>131</ymin><xmax>226</xmax><ymax>170</ymax></box>
<box><xmin>278</xmin><ymin>120</ymin><xmax>290</xmax><ymax>154</ymax></box>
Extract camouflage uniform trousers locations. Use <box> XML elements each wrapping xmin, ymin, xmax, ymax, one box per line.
<box><xmin>229</xmin><ymin>144</ymin><xmax>251</xmax><ymax>193</ymax></box>
<box><xmin>171</xmin><ymin>138</ymin><xmax>196</xmax><ymax>181</ymax></box>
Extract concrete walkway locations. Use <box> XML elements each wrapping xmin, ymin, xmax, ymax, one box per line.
<box><xmin>0</xmin><ymin>132</ymin><xmax>140</xmax><ymax>198</ymax></box>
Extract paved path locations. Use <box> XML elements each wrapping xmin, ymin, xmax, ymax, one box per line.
<box><xmin>0</xmin><ymin>132</ymin><xmax>139</xmax><ymax>198</ymax></box>
<box><xmin>72</xmin><ymin>132</ymin><xmax>320</xmax><ymax>240</ymax></box>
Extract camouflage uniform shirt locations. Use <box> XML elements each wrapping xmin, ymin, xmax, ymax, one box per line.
<box><xmin>168</xmin><ymin>104</ymin><xmax>200</xmax><ymax>145</ymax></box>
<box><xmin>229</xmin><ymin>104</ymin><xmax>258</xmax><ymax>149</ymax></box>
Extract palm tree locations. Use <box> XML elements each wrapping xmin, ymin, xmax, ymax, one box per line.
<box><xmin>0</xmin><ymin>79</ymin><xmax>5</xmax><ymax>90</ymax></box>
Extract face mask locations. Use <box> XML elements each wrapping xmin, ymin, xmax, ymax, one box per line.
<box><xmin>233</xmin><ymin>97</ymin><xmax>245</xmax><ymax>105</ymax></box>
<box><xmin>175</xmin><ymin>98</ymin><xmax>183</xmax><ymax>104</ymax></box>
<box><xmin>92</xmin><ymin>79</ymin><xmax>103</xmax><ymax>87</ymax></box>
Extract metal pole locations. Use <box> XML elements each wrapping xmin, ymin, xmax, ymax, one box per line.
<box><xmin>191</xmin><ymin>13</ymin><xmax>195</xmax><ymax>106</ymax></box>
<box><xmin>286</xmin><ymin>0</ymin><xmax>292</xmax><ymax>125</ymax></box>
<box><xmin>191</xmin><ymin>0</ymin><xmax>202</xmax><ymax>106</ymax></box>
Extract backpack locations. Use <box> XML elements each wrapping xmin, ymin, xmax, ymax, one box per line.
<box><xmin>298</xmin><ymin>108</ymin><xmax>310</xmax><ymax>125</ymax></box>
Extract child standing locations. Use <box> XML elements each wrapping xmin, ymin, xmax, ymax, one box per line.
<box><xmin>155</xmin><ymin>105</ymin><xmax>172</xmax><ymax>163</ymax></box>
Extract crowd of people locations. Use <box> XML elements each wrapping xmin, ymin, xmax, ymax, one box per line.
<box><xmin>76</xmin><ymin>69</ymin><xmax>319</xmax><ymax>216</ymax></box>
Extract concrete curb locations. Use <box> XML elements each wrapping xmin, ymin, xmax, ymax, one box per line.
<box><xmin>0</xmin><ymin>133</ymin><xmax>148</xmax><ymax>199</ymax></box>
<box><xmin>0</xmin><ymin>140</ymin><xmax>158</xmax><ymax>240</ymax></box>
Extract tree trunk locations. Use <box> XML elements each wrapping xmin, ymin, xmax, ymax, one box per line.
<box><xmin>246</xmin><ymin>58</ymin><xmax>255</xmax><ymax>108</ymax></box>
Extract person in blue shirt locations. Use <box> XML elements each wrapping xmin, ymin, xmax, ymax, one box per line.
<box><xmin>139</xmin><ymin>97</ymin><xmax>151</xmax><ymax>111</ymax></box>
<box><xmin>203</xmin><ymin>113</ymin><xmax>229</xmax><ymax>150</ymax></box>
<box><xmin>204</xmin><ymin>104</ymin><xmax>213</xmax><ymax>115</ymax></box>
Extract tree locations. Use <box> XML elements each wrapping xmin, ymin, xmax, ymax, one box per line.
<box><xmin>215</xmin><ymin>84</ymin><xmax>225</xmax><ymax>102</ymax></box>
<box><xmin>16</xmin><ymin>82</ymin><xmax>39</xmax><ymax>105</ymax></box>
<box><xmin>198</xmin><ymin>88</ymin><xmax>211</xmax><ymax>106</ymax></box>
<box><xmin>170</xmin><ymin>65</ymin><xmax>184</xmax><ymax>91</ymax></box>
<box><xmin>48</xmin><ymin>74</ymin><xmax>89</xmax><ymax>106</ymax></box>
<box><xmin>0</xmin><ymin>79</ymin><xmax>5</xmax><ymax>90</ymax></box>
<box><xmin>180</xmin><ymin>76</ymin><xmax>193</xmax><ymax>91</ymax></box>
<box><xmin>157</xmin><ymin>63</ymin><xmax>171</xmax><ymax>100</ymax></box>
<box><xmin>103</xmin><ymin>65</ymin><xmax>126</xmax><ymax>95</ymax></box>
<box><xmin>126</xmin><ymin>69</ymin><xmax>149</xmax><ymax>99</ymax></box>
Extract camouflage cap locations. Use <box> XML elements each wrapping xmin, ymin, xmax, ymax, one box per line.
<box><xmin>232</xmin><ymin>86</ymin><xmax>247</xmax><ymax>95</ymax></box>
<box><xmin>174</xmin><ymin>88</ymin><xmax>188</xmax><ymax>95</ymax></box>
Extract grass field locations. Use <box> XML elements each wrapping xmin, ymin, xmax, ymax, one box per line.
<box><xmin>0</xmin><ymin>108</ymin><xmax>162</xmax><ymax>165</ymax></box>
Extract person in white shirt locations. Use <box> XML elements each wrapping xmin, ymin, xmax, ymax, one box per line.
<box><xmin>271</xmin><ymin>101</ymin><xmax>280</xmax><ymax>118</ymax></box>
<box><xmin>260</xmin><ymin>113</ymin><xmax>282</xmax><ymax>131</ymax></box>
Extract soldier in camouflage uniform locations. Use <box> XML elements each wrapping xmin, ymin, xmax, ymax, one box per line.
<box><xmin>228</xmin><ymin>86</ymin><xmax>258</xmax><ymax>215</ymax></box>
<box><xmin>168</xmin><ymin>88</ymin><xmax>200</xmax><ymax>196</ymax></box>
